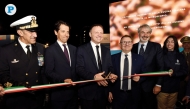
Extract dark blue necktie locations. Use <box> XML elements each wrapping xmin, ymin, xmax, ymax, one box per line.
<box><xmin>122</xmin><ymin>54</ymin><xmax>129</xmax><ymax>91</ymax></box>
<box><xmin>139</xmin><ymin>44</ymin><xmax>144</xmax><ymax>56</ymax></box>
<box><xmin>26</xmin><ymin>45</ymin><xmax>31</xmax><ymax>59</ymax></box>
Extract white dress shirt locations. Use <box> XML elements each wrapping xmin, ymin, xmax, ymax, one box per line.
<box><xmin>90</xmin><ymin>41</ymin><xmax>101</xmax><ymax>68</ymax></box>
<box><xmin>138</xmin><ymin>41</ymin><xmax>148</xmax><ymax>54</ymax></box>
<box><xmin>18</xmin><ymin>38</ymin><xmax>32</xmax><ymax>54</ymax></box>
<box><xmin>120</xmin><ymin>51</ymin><xmax>132</xmax><ymax>90</ymax></box>
<box><xmin>57</xmin><ymin>40</ymin><xmax>71</xmax><ymax>66</ymax></box>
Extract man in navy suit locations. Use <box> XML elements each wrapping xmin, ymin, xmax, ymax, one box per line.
<box><xmin>76</xmin><ymin>24</ymin><xmax>117</xmax><ymax>109</ymax></box>
<box><xmin>131</xmin><ymin>24</ymin><xmax>164</xmax><ymax>109</ymax></box>
<box><xmin>44</xmin><ymin>20</ymin><xmax>78</xmax><ymax>109</ymax></box>
<box><xmin>0</xmin><ymin>15</ymin><xmax>46</xmax><ymax>109</ymax></box>
<box><xmin>109</xmin><ymin>35</ymin><xmax>145</xmax><ymax>109</ymax></box>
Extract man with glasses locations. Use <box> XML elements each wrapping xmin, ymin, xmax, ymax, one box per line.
<box><xmin>108</xmin><ymin>35</ymin><xmax>145</xmax><ymax>109</ymax></box>
<box><xmin>131</xmin><ymin>24</ymin><xmax>164</xmax><ymax>109</ymax></box>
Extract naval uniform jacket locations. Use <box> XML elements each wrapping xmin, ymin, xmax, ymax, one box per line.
<box><xmin>0</xmin><ymin>40</ymin><xmax>46</xmax><ymax>88</ymax></box>
<box><xmin>181</xmin><ymin>50</ymin><xmax>190</xmax><ymax>77</ymax></box>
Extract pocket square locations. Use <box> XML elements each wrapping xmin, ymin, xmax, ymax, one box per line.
<box><xmin>11</xmin><ymin>59</ymin><xmax>19</xmax><ymax>63</ymax></box>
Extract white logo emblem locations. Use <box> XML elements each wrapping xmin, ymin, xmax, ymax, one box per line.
<box><xmin>11</xmin><ymin>59</ymin><xmax>19</xmax><ymax>63</ymax></box>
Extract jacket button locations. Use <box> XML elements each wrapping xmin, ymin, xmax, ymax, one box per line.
<box><xmin>26</xmin><ymin>73</ymin><xmax>28</xmax><ymax>75</ymax></box>
<box><xmin>26</xmin><ymin>82</ymin><xmax>29</xmax><ymax>84</ymax></box>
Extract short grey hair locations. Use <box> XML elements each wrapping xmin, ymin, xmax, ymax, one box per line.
<box><xmin>138</xmin><ymin>24</ymin><xmax>152</xmax><ymax>33</ymax></box>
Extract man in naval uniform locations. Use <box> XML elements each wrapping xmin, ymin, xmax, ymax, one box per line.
<box><xmin>180</xmin><ymin>36</ymin><xmax>190</xmax><ymax>78</ymax></box>
<box><xmin>0</xmin><ymin>15</ymin><xmax>47</xmax><ymax>109</ymax></box>
<box><xmin>178</xmin><ymin>36</ymin><xmax>190</xmax><ymax>103</ymax></box>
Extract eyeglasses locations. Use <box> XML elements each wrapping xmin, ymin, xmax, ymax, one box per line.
<box><xmin>120</xmin><ymin>41</ymin><xmax>132</xmax><ymax>45</ymax></box>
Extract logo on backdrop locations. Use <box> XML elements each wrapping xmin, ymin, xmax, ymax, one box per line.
<box><xmin>5</xmin><ymin>4</ymin><xmax>17</xmax><ymax>15</ymax></box>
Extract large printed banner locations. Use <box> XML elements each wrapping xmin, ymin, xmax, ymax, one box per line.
<box><xmin>109</xmin><ymin>0</ymin><xmax>190</xmax><ymax>54</ymax></box>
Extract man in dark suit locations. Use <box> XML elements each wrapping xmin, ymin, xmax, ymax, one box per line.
<box><xmin>109</xmin><ymin>35</ymin><xmax>145</xmax><ymax>109</ymax></box>
<box><xmin>131</xmin><ymin>24</ymin><xmax>164</xmax><ymax>109</ymax></box>
<box><xmin>76</xmin><ymin>24</ymin><xmax>117</xmax><ymax>109</ymax></box>
<box><xmin>0</xmin><ymin>15</ymin><xmax>47</xmax><ymax>109</ymax></box>
<box><xmin>44</xmin><ymin>20</ymin><xmax>78</xmax><ymax>109</ymax></box>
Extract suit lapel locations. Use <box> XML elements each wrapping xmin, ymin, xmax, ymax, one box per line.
<box><xmin>101</xmin><ymin>45</ymin><xmax>106</xmax><ymax>70</ymax></box>
<box><xmin>116</xmin><ymin>53</ymin><xmax>121</xmax><ymax>80</ymax></box>
<box><xmin>86</xmin><ymin>43</ymin><xmax>98</xmax><ymax>69</ymax></box>
<box><xmin>131</xmin><ymin>53</ymin><xmax>136</xmax><ymax>75</ymax></box>
<box><xmin>13</xmin><ymin>41</ymin><xmax>36</xmax><ymax>72</ymax></box>
<box><xmin>26</xmin><ymin>44</ymin><xmax>38</xmax><ymax>72</ymax></box>
<box><xmin>132</xmin><ymin>43</ymin><xmax>139</xmax><ymax>54</ymax></box>
<box><xmin>68</xmin><ymin>44</ymin><xmax>74</xmax><ymax>67</ymax></box>
<box><xmin>13</xmin><ymin>41</ymin><xmax>28</xmax><ymax>64</ymax></box>
<box><xmin>143</xmin><ymin>41</ymin><xmax>151</xmax><ymax>61</ymax></box>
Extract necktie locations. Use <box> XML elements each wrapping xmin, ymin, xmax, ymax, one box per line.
<box><xmin>63</xmin><ymin>44</ymin><xmax>70</xmax><ymax>63</ymax></box>
<box><xmin>26</xmin><ymin>45</ymin><xmax>31</xmax><ymax>59</ymax></box>
<box><xmin>122</xmin><ymin>54</ymin><xmax>129</xmax><ymax>91</ymax></box>
<box><xmin>96</xmin><ymin>45</ymin><xmax>102</xmax><ymax>72</ymax></box>
<box><xmin>139</xmin><ymin>44</ymin><xmax>144</xmax><ymax>56</ymax></box>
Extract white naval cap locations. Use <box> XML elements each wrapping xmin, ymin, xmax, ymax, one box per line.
<box><xmin>10</xmin><ymin>15</ymin><xmax>39</xmax><ymax>31</ymax></box>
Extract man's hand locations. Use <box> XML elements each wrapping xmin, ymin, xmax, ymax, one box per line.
<box><xmin>64</xmin><ymin>79</ymin><xmax>75</xmax><ymax>86</ymax></box>
<box><xmin>168</xmin><ymin>69</ymin><xmax>173</xmax><ymax>76</ymax></box>
<box><xmin>132</xmin><ymin>74</ymin><xmax>140</xmax><ymax>82</ymax></box>
<box><xmin>153</xmin><ymin>85</ymin><xmax>161</xmax><ymax>94</ymax></box>
<box><xmin>182</xmin><ymin>96</ymin><xmax>190</xmax><ymax>104</ymax></box>
<box><xmin>0</xmin><ymin>86</ymin><xmax>5</xmax><ymax>96</ymax></box>
<box><xmin>109</xmin><ymin>73</ymin><xmax>118</xmax><ymax>83</ymax></box>
<box><xmin>108</xmin><ymin>92</ymin><xmax>113</xmax><ymax>103</ymax></box>
<box><xmin>94</xmin><ymin>72</ymin><xmax>108</xmax><ymax>86</ymax></box>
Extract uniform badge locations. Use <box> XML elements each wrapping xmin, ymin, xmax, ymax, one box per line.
<box><xmin>37</xmin><ymin>52</ymin><xmax>44</xmax><ymax>66</ymax></box>
<box><xmin>30</xmin><ymin>16</ymin><xmax>38</xmax><ymax>28</ymax></box>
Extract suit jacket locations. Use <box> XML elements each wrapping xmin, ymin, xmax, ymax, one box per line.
<box><xmin>0</xmin><ymin>40</ymin><xmax>45</xmax><ymax>87</ymax></box>
<box><xmin>44</xmin><ymin>42</ymin><xmax>77</xmax><ymax>101</ymax></box>
<box><xmin>111</xmin><ymin>52</ymin><xmax>145</xmax><ymax>99</ymax></box>
<box><xmin>76</xmin><ymin>42</ymin><xmax>113</xmax><ymax>100</ymax></box>
<box><xmin>131</xmin><ymin>41</ymin><xmax>164</xmax><ymax>92</ymax></box>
